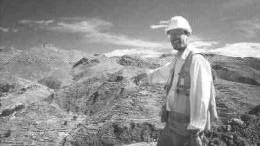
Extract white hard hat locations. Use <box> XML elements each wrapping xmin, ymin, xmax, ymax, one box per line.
<box><xmin>165</xmin><ymin>16</ymin><xmax>192</xmax><ymax>35</ymax></box>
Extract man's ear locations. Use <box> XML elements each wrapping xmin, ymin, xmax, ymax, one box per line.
<box><xmin>187</xmin><ymin>34</ymin><xmax>192</xmax><ymax>42</ymax></box>
<box><xmin>183</xmin><ymin>34</ymin><xmax>189</xmax><ymax>43</ymax></box>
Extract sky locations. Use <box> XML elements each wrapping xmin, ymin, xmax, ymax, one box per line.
<box><xmin>0</xmin><ymin>0</ymin><xmax>260</xmax><ymax>57</ymax></box>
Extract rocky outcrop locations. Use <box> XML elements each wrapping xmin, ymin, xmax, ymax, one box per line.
<box><xmin>212</xmin><ymin>64</ymin><xmax>260</xmax><ymax>86</ymax></box>
<box><xmin>0</xmin><ymin>83</ymin><xmax>15</xmax><ymax>96</ymax></box>
<box><xmin>248</xmin><ymin>105</ymin><xmax>260</xmax><ymax>116</ymax></box>
<box><xmin>38</xmin><ymin>76</ymin><xmax>62</xmax><ymax>89</ymax></box>
<box><xmin>117</xmin><ymin>55</ymin><xmax>160</xmax><ymax>69</ymax></box>
<box><xmin>63</xmin><ymin>121</ymin><xmax>161</xmax><ymax>146</ymax></box>
<box><xmin>0</xmin><ymin>104</ymin><xmax>24</xmax><ymax>117</ymax></box>
<box><xmin>205</xmin><ymin>114</ymin><xmax>260</xmax><ymax>146</ymax></box>
<box><xmin>72</xmin><ymin>57</ymin><xmax>100</xmax><ymax>68</ymax></box>
<box><xmin>72</xmin><ymin>59</ymin><xmax>123</xmax><ymax>81</ymax></box>
<box><xmin>0</xmin><ymin>79</ymin><xmax>83</xmax><ymax>146</ymax></box>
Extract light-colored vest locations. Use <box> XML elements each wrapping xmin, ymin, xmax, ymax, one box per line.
<box><xmin>165</xmin><ymin>52</ymin><xmax>194</xmax><ymax>115</ymax></box>
<box><xmin>166</xmin><ymin>52</ymin><xmax>197</xmax><ymax>136</ymax></box>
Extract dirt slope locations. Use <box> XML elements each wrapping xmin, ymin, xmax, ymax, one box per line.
<box><xmin>0</xmin><ymin>54</ymin><xmax>259</xmax><ymax>146</ymax></box>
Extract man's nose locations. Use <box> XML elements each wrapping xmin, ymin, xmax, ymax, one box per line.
<box><xmin>171</xmin><ymin>37</ymin><xmax>180</xmax><ymax>42</ymax></box>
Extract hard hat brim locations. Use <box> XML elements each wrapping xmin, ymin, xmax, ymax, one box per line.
<box><xmin>165</xmin><ymin>27</ymin><xmax>192</xmax><ymax>35</ymax></box>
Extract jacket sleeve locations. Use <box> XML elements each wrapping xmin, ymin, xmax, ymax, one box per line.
<box><xmin>187</xmin><ymin>55</ymin><xmax>213</xmax><ymax>130</ymax></box>
<box><xmin>209</xmin><ymin>82</ymin><xmax>219</xmax><ymax>122</ymax></box>
<box><xmin>147</xmin><ymin>61</ymin><xmax>174</xmax><ymax>84</ymax></box>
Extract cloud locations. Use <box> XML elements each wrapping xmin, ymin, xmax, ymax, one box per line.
<box><xmin>104</xmin><ymin>39</ymin><xmax>219</xmax><ymax>58</ymax></box>
<box><xmin>17</xmin><ymin>17</ymin><xmax>170</xmax><ymax>48</ymax></box>
<box><xmin>150</xmin><ymin>19</ymin><xmax>170</xmax><ymax>30</ymax></box>
<box><xmin>235</xmin><ymin>18</ymin><xmax>260</xmax><ymax>38</ymax></box>
<box><xmin>0</xmin><ymin>27</ymin><xmax>19</xmax><ymax>33</ymax></box>
<box><xmin>44</xmin><ymin>18</ymin><xmax>168</xmax><ymax>48</ymax></box>
<box><xmin>188</xmin><ymin>35</ymin><xmax>219</xmax><ymax>52</ymax></box>
<box><xmin>61</xmin><ymin>17</ymin><xmax>112</xmax><ymax>28</ymax></box>
<box><xmin>13</xmin><ymin>29</ymin><xmax>19</xmax><ymax>32</ymax></box>
<box><xmin>87</xmin><ymin>32</ymin><xmax>169</xmax><ymax>48</ymax></box>
<box><xmin>0</xmin><ymin>46</ymin><xmax>6</xmax><ymax>50</ymax></box>
<box><xmin>35</xmin><ymin>20</ymin><xmax>54</xmax><ymax>25</ymax></box>
<box><xmin>19</xmin><ymin>18</ymin><xmax>111</xmax><ymax>33</ymax></box>
<box><xmin>105</xmin><ymin>42</ymin><xmax>260</xmax><ymax>58</ymax></box>
<box><xmin>60</xmin><ymin>17</ymin><xmax>92</xmax><ymax>21</ymax></box>
<box><xmin>49</xmin><ymin>21</ymin><xmax>97</xmax><ymax>33</ymax></box>
<box><xmin>19</xmin><ymin>19</ymin><xmax>55</xmax><ymax>26</ymax></box>
<box><xmin>219</xmin><ymin>16</ymin><xmax>238</xmax><ymax>22</ymax></box>
<box><xmin>104</xmin><ymin>48</ymin><xmax>164</xmax><ymax>58</ymax></box>
<box><xmin>222</xmin><ymin>0</ymin><xmax>259</xmax><ymax>9</ymax></box>
<box><xmin>150</xmin><ymin>24</ymin><xmax>168</xmax><ymax>29</ymax></box>
<box><xmin>0</xmin><ymin>27</ymin><xmax>9</xmax><ymax>32</ymax></box>
<box><xmin>20</xmin><ymin>19</ymin><xmax>54</xmax><ymax>25</ymax></box>
<box><xmin>190</xmin><ymin>41</ymin><xmax>218</xmax><ymax>51</ymax></box>
<box><xmin>48</xmin><ymin>19</ymin><xmax>112</xmax><ymax>33</ymax></box>
<box><xmin>19</xmin><ymin>20</ymin><xmax>32</xmax><ymax>25</ymax></box>
<box><xmin>208</xmin><ymin>42</ymin><xmax>260</xmax><ymax>58</ymax></box>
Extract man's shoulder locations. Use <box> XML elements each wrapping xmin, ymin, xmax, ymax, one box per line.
<box><xmin>189</xmin><ymin>50</ymin><xmax>217</xmax><ymax>81</ymax></box>
<box><xmin>190</xmin><ymin>51</ymin><xmax>208</xmax><ymax>62</ymax></box>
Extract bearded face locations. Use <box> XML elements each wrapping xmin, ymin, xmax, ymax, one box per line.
<box><xmin>168</xmin><ymin>29</ymin><xmax>190</xmax><ymax>52</ymax></box>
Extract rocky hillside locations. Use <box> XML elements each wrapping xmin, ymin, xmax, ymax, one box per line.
<box><xmin>0</xmin><ymin>52</ymin><xmax>259</xmax><ymax>146</ymax></box>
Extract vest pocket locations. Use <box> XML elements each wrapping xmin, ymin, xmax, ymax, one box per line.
<box><xmin>178</xmin><ymin>72</ymin><xmax>190</xmax><ymax>89</ymax></box>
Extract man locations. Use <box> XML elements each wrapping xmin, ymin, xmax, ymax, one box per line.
<box><xmin>143</xmin><ymin>16</ymin><xmax>219</xmax><ymax>145</ymax></box>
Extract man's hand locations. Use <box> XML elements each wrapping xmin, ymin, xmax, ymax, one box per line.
<box><xmin>133</xmin><ymin>65</ymin><xmax>152</xmax><ymax>85</ymax></box>
<box><xmin>215</xmin><ymin>117</ymin><xmax>223</xmax><ymax>127</ymax></box>
<box><xmin>211</xmin><ymin>116</ymin><xmax>223</xmax><ymax>129</ymax></box>
<box><xmin>212</xmin><ymin>114</ymin><xmax>222</xmax><ymax>125</ymax></box>
<box><xmin>142</xmin><ymin>64</ymin><xmax>151</xmax><ymax>74</ymax></box>
<box><xmin>133</xmin><ymin>73</ymin><xmax>147</xmax><ymax>85</ymax></box>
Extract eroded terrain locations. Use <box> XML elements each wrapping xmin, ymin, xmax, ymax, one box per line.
<box><xmin>0</xmin><ymin>50</ymin><xmax>259</xmax><ymax>146</ymax></box>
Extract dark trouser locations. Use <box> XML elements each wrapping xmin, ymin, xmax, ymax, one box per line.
<box><xmin>157</xmin><ymin>111</ymin><xmax>204</xmax><ymax>146</ymax></box>
<box><xmin>157</xmin><ymin>128</ymin><xmax>204</xmax><ymax>146</ymax></box>
<box><xmin>157</xmin><ymin>129</ymin><xmax>191</xmax><ymax>146</ymax></box>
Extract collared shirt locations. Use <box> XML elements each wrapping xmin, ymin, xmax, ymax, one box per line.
<box><xmin>147</xmin><ymin>47</ymin><xmax>218</xmax><ymax>130</ymax></box>
<box><xmin>147</xmin><ymin>48</ymin><xmax>191</xmax><ymax>112</ymax></box>
<box><xmin>165</xmin><ymin>48</ymin><xmax>191</xmax><ymax>112</ymax></box>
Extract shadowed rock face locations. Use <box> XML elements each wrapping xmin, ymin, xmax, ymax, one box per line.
<box><xmin>0</xmin><ymin>104</ymin><xmax>24</xmax><ymax>117</ymax></box>
<box><xmin>212</xmin><ymin>64</ymin><xmax>229</xmax><ymax>72</ymax></box>
<box><xmin>248</xmin><ymin>105</ymin><xmax>260</xmax><ymax>116</ymax></box>
<box><xmin>237</xmin><ymin>76</ymin><xmax>260</xmax><ymax>86</ymax></box>
<box><xmin>0</xmin><ymin>83</ymin><xmax>15</xmax><ymax>96</ymax></box>
<box><xmin>244</xmin><ymin>57</ymin><xmax>260</xmax><ymax>70</ymax></box>
<box><xmin>72</xmin><ymin>57</ymin><xmax>100</xmax><ymax>68</ymax></box>
<box><xmin>209</xmin><ymin>55</ymin><xmax>260</xmax><ymax>86</ymax></box>
<box><xmin>212</xmin><ymin>64</ymin><xmax>260</xmax><ymax>86</ymax></box>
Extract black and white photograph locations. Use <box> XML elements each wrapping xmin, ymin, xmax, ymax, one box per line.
<box><xmin>0</xmin><ymin>0</ymin><xmax>259</xmax><ymax>145</ymax></box>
